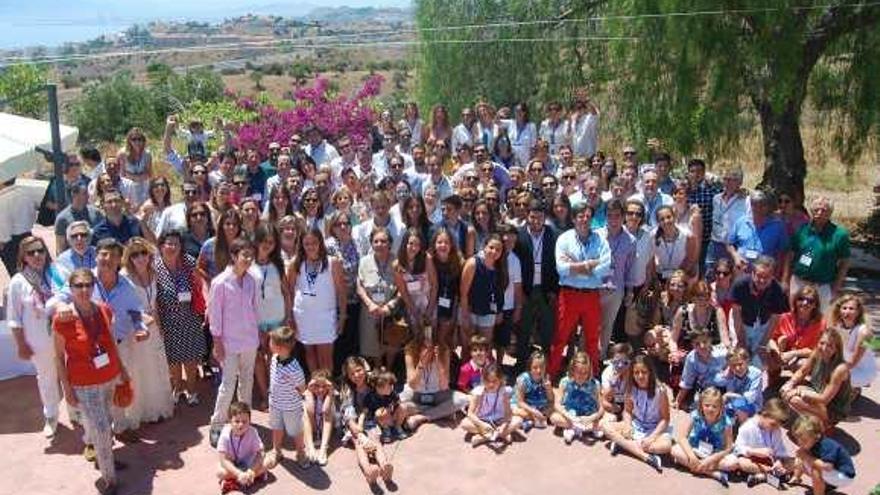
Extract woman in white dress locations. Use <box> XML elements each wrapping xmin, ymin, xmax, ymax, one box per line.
<box><xmin>288</xmin><ymin>227</ymin><xmax>347</xmax><ymax>374</ymax></box>
<box><xmin>828</xmin><ymin>294</ymin><xmax>877</xmax><ymax>390</ymax></box>
<box><xmin>653</xmin><ymin>205</ymin><xmax>697</xmax><ymax>282</ymax></box>
<box><xmin>122</xmin><ymin>237</ymin><xmax>174</xmax><ymax>423</ymax></box>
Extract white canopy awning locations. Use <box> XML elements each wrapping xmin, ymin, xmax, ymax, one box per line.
<box><xmin>0</xmin><ymin>112</ymin><xmax>78</xmax><ymax>182</ymax></box>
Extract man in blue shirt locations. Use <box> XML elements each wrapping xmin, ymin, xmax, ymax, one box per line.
<box><xmin>91</xmin><ymin>191</ymin><xmax>143</xmax><ymax>246</ymax></box>
<box><xmin>550</xmin><ymin>202</ymin><xmax>611</xmax><ymax>378</ymax></box>
<box><xmin>726</xmin><ymin>190</ymin><xmax>788</xmax><ymax>273</ymax></box>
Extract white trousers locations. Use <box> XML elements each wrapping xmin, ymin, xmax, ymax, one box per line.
<box><xmin>210</xmin><ymin>349</ymin><xmax>258</xmax><ymax>425</ymax></box>
<box><xmin>600</xmin><ymin>289</ymin><xmax>625</xmax><ymax>360</ymax></box>
<box><xmin>31</xmin><ymin>346</ymin><xmax>61</xmax><ymax>420</ymax></box>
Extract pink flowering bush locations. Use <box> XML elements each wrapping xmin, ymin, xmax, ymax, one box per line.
<box><xmin>234</xmin><ymin>74</ymin><xmax>384</xmax><ymax>157</ymax></box>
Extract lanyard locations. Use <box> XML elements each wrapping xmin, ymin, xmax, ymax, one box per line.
<box><xmin>483</xmin><ymin>388</ymin><xmax>502</xmax><ymax>418</ymax></box>
<box><xmin>259</xmin><ymin>263</ymin><xmax>269</xmax><ymax>300</ymax></box>
<box><xmin>230</xmin><ymin>433</ymin><xmax>244</xmax><ymax>462</ymax></box>
<box><xmin>530</xmin><ymin>230</ymin><xmax>543</xmax><ymax>261</ymax></box>
<box><xmin>660</xmin><ymin>233</ymin><xmax>679</xmax><ymax>270</ymax></box>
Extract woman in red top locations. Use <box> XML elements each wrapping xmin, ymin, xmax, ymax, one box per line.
<box><xmin>54</xmin><ymin>268</ymin><xmax>129</xmax><ymax>495</ymax></box>
<box><xmin>767</xmin><ymin>284</ymin><xmax>825</xmax><ymax>386</ymax></box>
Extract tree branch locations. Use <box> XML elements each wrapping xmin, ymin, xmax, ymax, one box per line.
<box><xmin>804</xmin><ymin>3</ymin><xmax>880</xmax><ymax>68</ymax></box>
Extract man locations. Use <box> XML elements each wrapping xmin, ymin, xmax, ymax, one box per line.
<box><xmin>730</xmin><ymin>256</ymin><xmax>789</xmax><ymax>367</ymax></box>
<box><xmin>43</xmin><ymin>154</ymin><xmax>91</xmax><ymax>223</ymax></box>
<box><xmin>726</xmin><ymin>190</ymin><xmax>788</xmax><ymax>273</ymax></box>
<box><xmin>629</xmin><ymin>169</ymin><xmax>673</xmax><ymax>227</ymax></box>
<box><xmin>237</xmin><ymin>149</ymin><xmax>269</xmax><ymax>205</ymax></box>
<box><xmin>570</xmin><ymin>176</ymin><xmax>606</xmax><ymax>229</ymax></box>
<box><xmin>539</xmin><ymin>175</ymin><xmax>559</xmax><ymax>208</ymax></box>
<box><xmin>89</xmin><ymin>158</ymin><xmax>137</xmax><ymax>208</ymax></box>
<box><xmin>372</xmin><ymin>130</ymin><xmax>413</xmax><ymax>178</ymax></box>
<box><xmin>260</xmin><ymin>141</ymin><xmax>281</xmax><ymax>176</ymax></box>
<box><xmin>303</xmin><ymin>125</ymin><xmax>339</xmax><ymax>167</ymax></box>
<box><xmin>421</xmin><ymin>155</ymin><xmax>453</xmax><ymax>201</ymax></box>
<box><xmin>431</xmin><ymin>195</ymin><xmax>475</xmax><ymax>256</ymax></box>
<box><xmin>686</xmin><ymin>158</ymin><xmax>722</xmax><ymax>274</ymax></box>
<box><xmin>653</xmin><ymin>152</ymin><xmax>676</xmax><ymax>195</ymax></box>
<box><xmin>451</xmin><ymin>107</ymin><xmax>478</xmax><ymax>153</ymax></box>
<box><xmin>783</xmin><ymin>196</ymin><xmax>850</xmax><ymax>309</ymax></box>
<box><xmin>54</xmin><ymin>221</ymin><xmax>98</xmax><ymax>281</ymax></box>
<box><xmin>539</xmin><ymin>101</ymin><xmax>571</xmax><ymax>156</ymax></box>
<box><xmin>569</xmin><ymin>89</ymin><xmax>600</xmax><ymax>159</ymax></box>
<box><xmin>91</xmin><ymin>191</ymin><xmax>143</xmax><ymax>245</ymax></box>
<box><xmin>155</xmin><ymin>181</ymin><xmax>200</xmax><ymax>238</ymax></box>
<box><xmin>353</xmin><ymin>191</ymin><xmax>404</xmax><ymax>256</ymax></box>
<box><xmin>54</xmin><ymin>182</ymin><xmax>103</xmax><ymax>253</ymax></box>
<box><xmin>266</xmin><ymin>153</ymin><xmax>293</xmax><ymax>195</ymax></box>
<box><xmin>708</xmin><ymin>167</ymin><xmax>750</xmax><ymax>275</ymax></box>
<box><xmin>513</xmin><ymin>200</ymin><xmax>559</xmax><ymax>374</ymax></box>
<box><xmin>621</xmin><ymin>145</ymin><xmax>638</xmax><ymax>167</ymax></box>
<box><xmin>452</xmin><ymin>143</ymin><xmax>510</xmax><ymax>190</ymax></box>
<box><xmin>550</xmin><ymin>202</ymin><xmax>611</xmax><ymax>379</ymax></box>
<box><xmin>328</xmin><ymin>137</ymin><xmax>357</xmax><ymax>187</ymax></box>
<box><xmin>597</xmin><ymin>199</ymin><xmax>636</xmax><ymax>359</ymax></box>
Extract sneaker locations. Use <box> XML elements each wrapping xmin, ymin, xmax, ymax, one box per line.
<box><xmin>296</xmin><ymin>451</ymin><xmax>311</xmax><ymax>470</ymax></box>
<box><xmin>209</xmin><ymin>426</ymin><xmax>223</xmax><ymax>448</ymax></box>
<box><xmin>746</xmin><ymin>474</ymin><xmax>764</xmax><ymax>488</ymax></box>
<box><xmin>315</xmin><ymin>449</ymin><xmax>328</xmax><ymax>466</ymax></box>
<box><xmin>522</xmin><ymin>420</ymin><xmax>534</xmax><ymax>433</ymax></box>
<box><xmin>590</xmin><ymin>427</ymin><xmax>605</xmax><ymax>440</ymax></box>
<box><xmin>43</xmin><ymin>417</ymin><xmax>58</xmax><ymax>438</ymax></box>
<box><xmin>186</xmin><ymin>392</ymin><xmax>200</xmax><ymax>407</ymax></box>
<box><xmin>563</xmin><ymin>428</ymin><xmax>576</xmax><ymax>445</ymax></box>
<box><xmin>534</xmin><ymin>418</ymin><xmax>548</xmax><ymax>429</ymax></box>
<box><xmin>393</xmin><ymin>426</ymin><xmax>409</xmax><ymax>441</ymax></box>
<box><xmin>380</xmin><ymin>427</ymin><xmax>392</xmax><ymax>444</ymax></box>
<box><xmin>609</xmin><ymin>442</ymin><xmax>620</xmax><ymax>456</ymax></box>
<box><xmin>713</xmin><ymin>471</ymin><xmax>729</xmax><ymax>488</ymax></box>
<box><xmin>83</xmin><ymin>444</ymin><xmax>97</xmax><ymax>462</ymax></box>
<box><xmin>646</xmin><ymin>454</ymin><xmax>663</xmax><ymax>473</ymax></box>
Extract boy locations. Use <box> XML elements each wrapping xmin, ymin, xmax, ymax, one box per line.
<box><xmin>216</xmin><ymin>402</ymin><xmax>268</xmax><ymax>494</ymax></box>
<box><xmin>791</xmin><ymin>415</ymin><xmax>856</xmax><ymax>495</ymax></box>
<box><xmin>728</xmin><ymin>398</ymin><xmax>795</xmax><ymax>489</ymax></box>
<box><xmin>362</xmin><ymin>369</ymin><xmax>408</xmax><ymax>443</ymax></box>
<box><xmin>264</xmin><ymin>326</ymin><xmax>308</xmax><ymax>469</ymax></box>
<box><xmin>713</xmin><ymin>347</ymin><xmax>763</xmax><ymax>420</ymax></box>
<box><xmin>675</xmin><ymin>329</ymin><xmax>727</xmax><ymax>410</ymax></box>
<box><xmin>458</xmin><ymin>335</ymin><xmax>493</xmax><ymax>392</ymax></box>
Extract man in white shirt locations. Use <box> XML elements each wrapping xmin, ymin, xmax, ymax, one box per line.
<box><xmin>372</xmin><ymin>129</ymin><xmax>413</xmax><ymax>178</ymax></box>
<box><xmin>708</xmin><ymin>167</ymin><xmax>750</xmax><ymax>274</ymax></box>
<box><xmin>628</xmin><ymin>169</ymin><xmax>673</xmax><ymax>227</ymax></box>
<box><xmin>451</xmin><ymin>107</ymin><xmax>478</xmax><ymax>153</ymax></box>
<box><xmin>353</xmin><ymin>191</ymin><xmax>403</xmax><ymax>256</ymax></box>
<box><xmin>328</xmin><ymin>136</ymin><xmax>358</xmax><ymax>187</ymax></box>
<box><xmin>303</xmin><ymin>125</ymin><xmax>339</xmax><ymax>167</ymax></box>
<box><xmin>155</xmin><ymin>181</ymin><xmax>200</xmax><ymax>237</ymax></box>
<box><xmin>265</xmin><ymin>153</ymin><xmax>293</xmax><ymax>196</ymax></box>
<box><xmin>569</xmin><ymin>90</ymin><xmax>600</xmax><ymax>159</ymax></box>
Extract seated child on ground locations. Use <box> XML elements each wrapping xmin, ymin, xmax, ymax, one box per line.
<box><xmin>303</xmin><ymin>369</ymin><xmax>335</xmax><ymax>466</ymax></box>
<box><xmin>601</xmin><ymin>343</ymin><xmax>633</xmax><ymax>420</ymax></box>
<box><xmin>675</xmin><ymin>329</ymin><xmax>727</xmax><ymax>410</ymax></box>
<box><xmin>551</xmin><ymin>351</ymin><xmax>604</xmax><ymax>444</ymax></box>
<box><xmin>458</xmin><ymin>335</ymin><xmax>493</xmax><ymax>393</ymax></box>
<box><xmin>671</xmin><ymin>387</ymin><xmax>736</xmax><ymax>487</ymax></box>
<box><xmin>216</xmin><ymin>401</ymin><xmax>268</xmax><ymax>494</ymax></box>
<box><xmin>727</xmin><ymin>398</ymin><xmax>795</xmax><ymax>489</ymax></box>
<box><xmin>362</xmin><ymin>369</ymin><xmax>409</xmax><ymax>444</ymax></box>
<box><xmin>791</xmin><ymin>415</ymin><xmax>856</xmax><ymax>495</ymax></box>
<box><xmin>713</xmin><ymin>347</ymin><xmax>763</xmax><ymax>422</ymax></box>
<box><xmin>512</xmin><ymin>351</ymin><xmax>555</xmax><ymax>431</ymax></box>
<box><xmin>460</xmin><ymin>363</ymin><xmax>522</xmax><ymax>446</ymax></box>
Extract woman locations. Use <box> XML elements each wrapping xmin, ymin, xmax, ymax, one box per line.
<box><xmin>389</xmin><ymin>180</ymin><xmax>412</xmax><ymax>227</ymax></box>
<box><xmin>508</xmin><ymin>190</ymin><xmax>533</xmax><ymax>228</ymax></box>
<box><xmin>425</xmin><ymin>104</ymin><xmax>452</xmax><ymax>145</ymax></box>
<box><xmin>325</xmin><ymin>211</ymin><xmax>361</xmax><ymax>370</ymax></box>
<box><xmin>299</xmin><ymin>187</ymin><xmax>325</xmax><ymax>233</ymax></box>
<box><xmin>501</xmin><ymin>101</ymin><xmax>537</xmax><ymax>168</ymax></box>
<box><xmin>768</xmin><ymin>285</ymin><xmax>826</xmax><ymax>384</ymax></box>
<box><xmin>119</xmin><ymin>127</ymin><xmax>153</xmax><ymax>207</ymax></box>
<box><xmin>296</xmin><ymin>154</ymin><xmax>318</xmax><ymax>190</ymax></box>
<box><xmin>190</xmin><ymin>163</ymin><xmax>212</xmax><ymax>203</ymax></box>
<box><xmin>137</xmin><ymin>177</ymin><xmax>171</xmax><ymax>243</ymax></box>
<box><xmin>7</xmin><ymin>236</ymin><xmax>63</xmax><ymax>436</ymax></box>
<box><xmin>423</xmin><ymin>184</ymin><xmax>442</xmax><ymax>225</ymax></box>
<box><xmin>599</xmin><ymin>158</ymin><xmax>617</xmax><ymax>192</ymax></box>
<box><xmin>400</xmin><ymin>101</ymin><xmax>424</xmax><ymax>144</ymax></box>
<box><xmin>197</xmin><ymin>208</ymin><xmax>242</xmax><ymax>283</ymax></box>
<box><xmin>400</xmin><ymin>334</ymin><xmax>470</xmax><ymax>431</ymax></box>
<box><xmin>671</xmin><ymin>180</ymin><xmax>703</xmax><ymax>248</ymax></box>
<box><xmin>252</xmin><ymin>224</ymin><xmax>290</xmax><ymax>408</ymax></box>
<box><xmin>155</xmin><ymin>230</ymin><xmax>207</xmax><ymax>406</ymax></box>
<box><xmin>401</xmin><ymin>195</ymin><xmax>431</xmax><ymax>246</ymax></box>
<box><xmin>209</xmin><ymin>180</ymin><xmax>234</xmax><ymax>219</ymax></box>
<box><xmin>492</xmin><ymin>134</ymin><xmax>516</xmax><ymax>169</ymax></box>
<box><xmin>330</xmin><ymin>186</ymin><xmax>359</xmax><ymax>227</ymax></box>
<box><xmin>429</xmin><ymin>228</ymin><xmax>463</xmax><ymax>349</ymax></box>
<box><xmin>777</xmin><ymin>192</ymin><xmax>809</xmax><ymax>238</ymax></box>
<box><xmin>653</xmin><ymin>205</ymin><xmax>696</xmax><ymax>281</ymax></box>
<box><xmin>357</xmin><ymin>227</ymin><xmax>402</xmax><ymax>368</ymax></box>
<box><xmin>277</xmin><ymin>214</ymin><xmax>302</xmax><ymax>265</ymax></box>
<box><xmin>550</xmin><ymin>194</ymin><xmax>573</xmax><ymax>232</ymax></box>
<box><xmin>121</xmin><ymin>238</ymin><xmax>174</xmax><ymax>423</ymax></box>
<box><xmin>182</xmin><ymin>201</ymin><xmax>214</xmax><ymax>260</ymax></box>
<box><xmin>781</xmin><ymin>328</ymin><xmax>853</xmax><ymax>427</ymax></box>
<box><xmin>471</xmin><ymin>199</ymin><xmax>497</xmax><ymax>250</ymax></box>
<box><xmin>54</xmin><ymin>268</ymin><xmax>129</xmax><ymax>494</ymax></box>
<box><xmin>289</xmin><ymin>228</ymin><xmax>346</xmax><ymax>374</ymax></box>
<box><xmin>264</xmin><ymin>184</ymin><xmax>293</xmax><ymax>225</ymax></box>
<box><xmin>459</xmin><ymin>234</ymin><xmax>507</xmax><ymax>359</ymax></box>
<box><xmin>394</xmin><ymin>228</ymin><xmax>438</xmax><ymax>331</ymax></box>
<box><xmin>240</xmin><ymin>197</ymin><xmax>262</xmax><ymax>240</ymax></box>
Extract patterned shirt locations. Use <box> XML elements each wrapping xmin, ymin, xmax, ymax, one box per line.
<box><xmin>269</xmin><ymin>355</ymin><xmax>305</xmax><ymax>412</ymax></box>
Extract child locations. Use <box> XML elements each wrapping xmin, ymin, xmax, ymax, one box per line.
<box><xmin>302</xmin><ymin>369</ymin><xmax>335</xmax><ymax>466</ymax></box>
<box><xmin>675</xmin><ymin>329</ymin><xmax>727</xmax><ymax>410</ymax></box>
<box><xmin>551</xmin><ymin>351</ymin><xmax>604</xmax><ymax>444</ymax></box>
<box><xmin>458</xmin><ymin>335</ymin><xmax>493</xmax><ymax>393</ymax></box>
<box><xmin>791</xmin><ymin>415</ymin><xmax>856</xmax><ymax>495</ymax></box>
<box><xmin>461</xmin><ymin>363</ymin><xmax>522</xmax><ymax>446</ymax></box>
<box><xmin>497</xmin><ymin>223</ymin><xmax>524</xmax><ymax>362</ymax></box>
<box><xmin>671</xmin><ymin>387</ymin><xmax>736</xmax><ymax>487</ymax></box>
<box><xmin>729</xmin><ymin>398</ymin><xmax>795</xmax><ymax>488</ymax></box>
<box><xmin>362</xmin><ymin>369</ymin><xmax>409</xmax><ymax>444</ymax></box>
<box><xmin>601</xmin><ymin>343</ymin><xmax>633</xmax><ymax>420</ymax></box>
<box><xmin>602</xmin><ymin>354</ymin><xmax>671</xmax><ymax>472</ymax></box>
<box><xmin>340</xmin><ymin>356</ymin><xmax>394</xmax><ymax>488</ymax></box>
<box><xmin>713</xmin><ymin>347</ymin><xmax>763</xmax><ymax>420</ymax></box>
<box><xmin>264</xmin><ymin>326</ymin><xmax>308</xmax><ymax>470</ymax></box>
<box><xmin>216</xmin><ymin>401</ymin><xmax>268</xmax><ymax>494</ymax></box>
<box><xmin>512</xmin><ymin>351</ymin><xmax>555</xmax><ymax>431</ymax></box>
<box><xmin>828</xmin><ymin>294</ymin><xmax>877</xmax><ymax>391</ymax></box>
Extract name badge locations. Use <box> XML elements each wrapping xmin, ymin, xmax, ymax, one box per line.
<box><xmin>418</xmin><ymin>393</ymin><xmax>436</xmax><ymax>406</ymax></box>
<box><xmin>177</xmin><ymin>291</ymin><xmax>192</xmax><ymax>303</ymax></box>
<box><xmin>251</xmin><ymin>192</ymin><xmax>262</xmax><ymax>201</ymax></box>
<box><xmin>696</xmin><ymin>441</ymin><xmax>713</xmax><ymax>458</ymax></box>
<box><xmin>767</xmin><ymin>474</ymin><xmax>781</xmax><ymax>489</ymax></box>
<box><xmin>373</xmin><ymin>291</ymin><xmax>387</xmax><ymax>304</ymax></box>
<box><xmin>744</xmin><ymin>249</ymin><xmax>759</xmax><ymax>260</ymax></box>
<box><xmin>798</xmin><ymin>253</ymin><xmax>813</xmax><ymax>267</ymax></box>
<box><xmin>438</xmin><ymin>296</ymin><xmax>452</xmax><ymax>309</ymax></box>
<box><xmin>406</xmin><ymin>280</ymin><xmax>421</xmax><ymax>293</ymax></box>
<box><xmin>93</xmin><ymin>352</ymin><xmax>110</xmax><ymax>369</ymax></box>
<box><xmin>489</xmin><ymin>302</ymin><xmax>497</xmax><ymax>313</ymax></box>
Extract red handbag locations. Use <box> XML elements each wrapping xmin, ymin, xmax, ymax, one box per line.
<box><xmin>190</xmin><ymin>271</ymin><xmax>207</xmax><ymax>315</ymax></box>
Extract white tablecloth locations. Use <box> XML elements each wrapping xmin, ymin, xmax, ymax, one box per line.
<box><xmin>0</xmin><ymin>321</ymin><xmax>36</xmax><ymax>380</ymax></box>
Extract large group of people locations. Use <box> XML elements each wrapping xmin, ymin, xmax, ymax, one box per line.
<box><xmin>3</xmin><ymin>94</ymin><xmax>875</xmax><ymax>495</ymax></box>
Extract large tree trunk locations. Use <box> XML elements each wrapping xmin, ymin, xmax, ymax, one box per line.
<box><xmin>755</xmin><ymin>98</ymin><xmax>807</xmax><ymax>206</ymax></box>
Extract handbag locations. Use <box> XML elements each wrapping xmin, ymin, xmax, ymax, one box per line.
<box><xmin>113</xmin><ymin>380</ymin><xmax>133</xmax><ymax>408</ymax></box>
<box><xmin>380</xmin><ymin>314</ymin><xmax>409</xmax><ymax>347</ymax></box>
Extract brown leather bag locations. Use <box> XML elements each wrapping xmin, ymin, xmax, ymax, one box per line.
<box><xmin>380</xmin><ymin>315</ymin><xmax>409</xmax><ymax>347</ymax></box>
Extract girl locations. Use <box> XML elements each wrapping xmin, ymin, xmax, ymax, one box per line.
<box><xmin>603</xmin><ymin>355</ymin><xmax>671</xmax><ymax>472</ymax></box>
<box><xmin>330</xmin><ymin>186</ymin><xmax>359</xmax><ymax>227</ymax></box>
<box><xmin>730</xmin><ymin>398</ymin><xmax>794</xmax><ymax>488</ymax></box>
<box><xmin>551</xmin><ymin>351</ymin><xmax>604</xmax><ymax>444</ymax></box>
<box><xmin>429</xmin><ymin>228</ymin><xmax>463</xmax><ymax>349</ymax></box>
<box><xmin>550</xmin><ymin>194</ymin><xmax>574</xmax><ymax>232</ymax></box>
<box><xmin>710</xmin><ymin>257</ymin><xmax>736</xmax><ymax>339</ymax></box>
<box><xmin>240</xmin><ymin>198</ymin><xmax>263</xmax><ymax>240</ymax></box>
<box><xmin>512</xmin><ymin>351</ymin><xmax>555</xmax><ymax>431</ymax></box>
<box><xmin>340</xmin><ymin>357</ymin><xmax>394</xmax><ymax>488</ymax></box>
<box><xmin>198</xmin><ymin>208</ymin><xmax>242</xmax><ymax>283</ymax></box>
<box><xmin>402</xmin><ymin>333</ymin><xmax>470</xmax><ymax>431</ymax></box>
<box><xmin>671</xmin><ymin>387</ymin><xmax>735</xmax><ymax>487</ymax></box>
<box><xmin>828</xmin><ymin>294</ymin><xmax>877</xmax><ymax>390</ymax></box>
<box><xmin>461</xmin><ymin>364</ymin><xmax>522</xmax><ymax>446</ymax></box>
<box><xmin>471</xmin><ymin>199</ymin><xmax>497</xmax><ymax>250</ymax></box>
<box><xmin>264</xmin><ymin>185</ymin><xmax>293</xmax><ymax>225</ymax></box>
<box><xmin>460</xmin><ymin>234</ymin><xmax>507</xmax><ymax>359</ymax></box>
<box><xmin>277</xmin><ymin>215</ymin><xmax>302</xmax><ymax>265</ymax></box>
<box><xmin>252</xmin><ymin>224</ymin><xmax>291</xmax><ymax>409</ymax></box>
<box><xmin>781</xmin><ymin>328</ymin><xmax>853</xmax><ymax>427</ymax></box>
<box><xmin>302</xmin><ymin>369</ymin><xmax>334</xmax><ymax>466</ymax></box>
<box><xmin>601</xmin><ymin>343</ymin><xmax>633</xmax><ymax>420</ymax></box>
<box><xmin>394</xmin><ymin>228</ymin><xmax>437</xmax><ymax>331</ymax></box>
<box><xmin>137</xmin><ymin>177</ymin><xmax>171</xmax><ymax>243</ymax></box>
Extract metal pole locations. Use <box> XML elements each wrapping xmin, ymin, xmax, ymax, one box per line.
<box><xmin>47</xmin><ymin>83</ymin><xmax>66</xmax><ymax>211</ymax></box>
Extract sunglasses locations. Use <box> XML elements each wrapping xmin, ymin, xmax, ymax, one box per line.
<box><xmin>562</xmin><ymin>175</ymin><xmax>576</xmax><ymax>180</ymax></box>
<box><xmin>192</xmin><ymin>170</ymin><xmax>206</xmax><ymax>175</ymax></box>
<box><xmin>625</xmin><ymin>210</ymin><xmax>643</xmax><ymax>217</ymax></box>
<box><xmin>130</xmin><ymin>137</ymin><xmax>146</xmax><ymax>143</ymax></box>
<box><xmin>184</xmin><ymin>190</ymin><xmax>198</xmax><ymax>196</ymax></box>
<box><xmin>190</xmin><ymin>211</ymin><xmax>208</xmax><ymax>218</ymax></box>
<box><xmin>25</xmin><ymin>248</ymin><xmax>46</xmax><ymax>256</ymax></box>
<box><xmin>131</xmin><ymin>251</ymin><xmax>149</xmax><ymax>259</ymax></box>
<box><xmin>233</xmin><ymin>181</ymin><xmax>247</xmax><ymax>186</ymax></box>
<box><xmin>303</xmin><ymin>197</ymin><xmax>319</xmax><ymax>204</ymax></box>
<box><xmin>797</xmin><ymin>297</ymin><xmax>816</xmax><ymax>304</ymax></box>
<box><xmin>71</xmin><ymin>233</ymin><xmax>89</xmax><ymax>240</ymax></box>
<box><xmin>715</xmin><ymin>270</ymin><xmax>731</xmax><ymax>277</ymax></box>
<box><xmin>465</xmin><ymin>176</ymin><xmax>479</xmax><ymax>181</ymax></box>
<box><xmin>71</xmin><ymin>282</ymin><xmax>94</xmax><ymax>289</ymax></box>
<box><xmin>515</xmin><ymin>202</ymin><xmax>529</xmax><ymax>207</ymax></box>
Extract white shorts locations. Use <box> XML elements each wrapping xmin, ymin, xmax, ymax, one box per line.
<box><xmin>469</xmin><ymin>313</ymin><xmax>497</xmax><ymax>328</ymax></box>
<box><xmin>270</xmin><ymin>407</ymin><xmax>303</xmax><ymax>438</ymax></box>
<box><xmin>803</xmin><ymin>462</ymin><xmax>855</xmax><ymax>489</ymax></box>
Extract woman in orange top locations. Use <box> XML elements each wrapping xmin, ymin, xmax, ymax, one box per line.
<box><xmin>54</xmin><ymin>268</ymin><xmax>129</xmax><ymax>495</ymax></box>
<box><xmin>767</xmin><ymin>284</ymin><xmax>825</xmax><ymax>386</ymax></box>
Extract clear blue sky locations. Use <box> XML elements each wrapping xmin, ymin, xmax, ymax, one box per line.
<box><xmin>0</xmin><ymin>0</ymin><xmax>411</xmax><ymax>49</ymax></box>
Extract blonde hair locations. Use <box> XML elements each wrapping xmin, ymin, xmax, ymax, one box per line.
<box><xmin>122</xmin><ymin>237</ymin><xmax>156</xmax><ymax>277</ymax></box>
<box><xmin>828</xmin><ymin>294</ymin><xmax>866</xmax><ymax>328</ymax></box>
<box><xmin>759</xmin><ymin>398</ymin><xmax>790</xmax><ymax>424</ymax></box>
<box><xmin>697</xmin><ymin>387</ymin><xmax>724</xmax><ymax>414</ymax></box>
<box><xmin>792</xmin><ymin>414</ymin><xmax>823</xmax><ymax>441</ymax></box>
<box><xmin>568</xmin><ymin>350</ymin><xmax>592</xmax><ymax>377</ymax></box>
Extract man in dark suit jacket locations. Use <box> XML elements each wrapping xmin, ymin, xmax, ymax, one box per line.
<box><xmin>513</xmin><ymin>199</ymin><xmax>560</xmax><ymax>374</ymax></box>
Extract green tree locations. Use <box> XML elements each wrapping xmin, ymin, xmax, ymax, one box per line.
<box><xmin>603</xmin><ymin>1</ymin><xmax>880</xmax><ymax>204</ymax></box>
<box><xmin>70</xmin><ymin>72</ymin><xmax>161</xmax><ymax>141</ymax></box>
<box><xmin>0</xmin><ymin>64</ymin><xmax>48</xmax><ymax>118</ymax></box>
<box><xmin>250</xmin><ymin>69</ymin><xmax>265</xmax><ymax>90</ymax></box>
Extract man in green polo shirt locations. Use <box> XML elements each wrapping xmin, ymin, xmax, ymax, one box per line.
<box><xmin>782</xmin><ymin>196</ymin><xmax>850</xmax><ymax>309</ymax></box>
